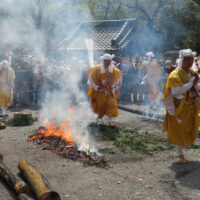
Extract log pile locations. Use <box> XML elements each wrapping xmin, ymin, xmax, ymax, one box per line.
<box><xmin>0</xmin><ymin>156</ymin><xmax>61</xmax><ymax>200</ymax></box>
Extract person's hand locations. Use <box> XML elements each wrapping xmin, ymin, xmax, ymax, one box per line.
<box><xmin>189</xmin><ymin>76</ymin><xmax>195</xmax><ymax>84</ymax></box>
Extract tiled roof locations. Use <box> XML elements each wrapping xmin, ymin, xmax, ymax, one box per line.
<box><xmin>58</xmin><ymin>19</ymin><xmax>137</xmax><ymax>51</ymax></box>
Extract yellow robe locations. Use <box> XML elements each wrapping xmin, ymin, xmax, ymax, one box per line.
<box><xmin>0</xmin><ymin>67</ymin><xmax>15</xmax><ymax>106</ymax></box>
<box><xmin>88</xmin><ymin>64</ymin><xmax>122</xmax><ymax>118</ymax></box>
<box><xmin>147</xmin><ymin>59</ymin><xmax>161</xmax><ymax>102</ymax></box>
<box><xmin>163</xmin><ymin>68</ymin><xmax>199</xmax><ymax>146</ymax></box>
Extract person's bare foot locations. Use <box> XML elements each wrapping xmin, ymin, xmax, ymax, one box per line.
<box><xmin>178</xmin><ymin>155</ymin><xmax>187</xmax><ymax>164</ymax></box>
<box><xmin>108</xmin><ymin>122</ymin><xmax>116</xmax><ymax>127</ymax></box>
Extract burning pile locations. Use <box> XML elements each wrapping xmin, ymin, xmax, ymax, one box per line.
<box><xmin>28</xmin><ymin>120</ymin><xmax>107</xmax><ymax>167</ymax></box>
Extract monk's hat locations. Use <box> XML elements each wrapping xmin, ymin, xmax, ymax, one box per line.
<box><xmin>179</xmin><ymin>49</ymin><xmax>196</xmax><ymax>58</ymax></box>
<box><xmin>177</xmin><ymin>49</ymin><xmax>196</xmax><ymax>70</ymax></box>
<box><xmin>1</xmin><ymin>60</ymin><xmax>9</xmax><ymax>69</ymax></box>
<box><xmin>99</xmin><ymin>53</ymin><xmax>115</xmax><ymax>62</ymax></box>
<box><xmin>146</xmin><ymin>52</ymin><xmax>154</xmax><ymax>58</ymax></box>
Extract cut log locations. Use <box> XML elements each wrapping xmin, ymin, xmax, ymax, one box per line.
<box><xmin>0</xmin><ymin>160</ymin><xmax>30</xmax><ymax>194</ymax></box>
<box><xmin>18</xmin><ymin>194</ymin><xmax>35</xmax><ymax>200</ymax></box>
<box><xmin>18</xmin><ymin>159</ymin><xmax>60</xmax><ymax>200</ymax></box>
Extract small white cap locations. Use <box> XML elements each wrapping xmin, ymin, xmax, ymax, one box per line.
<box><xmin>1</xmin><ymin>60</ymin><xmax>9</xmax><ymax>69</ymax></box>
<box><xmin>146</xmin><ymin>52</ymin><xmax>154</xmax><ymax>57</ymax></box>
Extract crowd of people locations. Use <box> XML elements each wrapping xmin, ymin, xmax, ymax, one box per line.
<box><xmin>0</xmin><ymin>46</ymin><xmax>89</xmax><ymax>110</ymax></box>
<box><xmin>0</xmin><ymin>47</ymin><xmax>200</xmax><ymax>164</ymax></box>
<box><xmin>115</xmin><ymin>52</ymin><xmax>200</xmax><ymax>108</ymax></box>
<box><xmin>0</xmin><ymin>47</ymin><xmax>199</xmax><ymax>114</ymax></box>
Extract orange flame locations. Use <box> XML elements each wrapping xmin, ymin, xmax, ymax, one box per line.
<box><xmin>29</xmin><ymin>118</ymin><xmax>73</xmax><ymax>145</ymax></box>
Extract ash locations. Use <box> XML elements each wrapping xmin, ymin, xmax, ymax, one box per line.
<box><xmin>28</xmin><ymin>128</ymin><xmax>108</xmax><ymax>168</ymax></box>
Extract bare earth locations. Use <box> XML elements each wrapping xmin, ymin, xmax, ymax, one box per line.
<box><xmin>0</xmin><ymin>108</ymin><xmax>200</xmax><ymax>200</ymax></box>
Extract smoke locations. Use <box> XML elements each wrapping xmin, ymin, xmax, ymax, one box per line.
<box><xmin>121</xmin><ymin>0</ymin><xmax>192</xmax><ymax>118</ymax></box>
<box><xmin>0</xmin><ymin>0</ymin><xmax>45</xmax><ymax>54</ymax></box>
<box><xmin>36</xmin><ymin>1</ymin><xmax>98</xmax><ymax>152</ymax></box>
<box><xmin>39</xmin><ymin>64</ymin><xmax>97</xmax><ymax>152</ymax></box>
<box><xmin>0</xmin><ymin>0</ymin><xmax>99</xmax><ymax>152</ymax></box>
<box><xmin>0</xmin><ymin>0</ymin><xmax>191</xmax><ymax>149</ymax></box>
<box><xmin>129</xmin><ymin>0</ymin><xmax>189</xmax><ymax>55</ymax></box>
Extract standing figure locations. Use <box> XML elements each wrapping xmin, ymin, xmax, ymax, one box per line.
<box><xmin>141</xmin><ymin>52</ymin><xmax>161</xmax><ymax>109</ymax></box>
<box><xmin>87</xmin><ymin>54</ymin><xmax>122</xmax><ymax>125</ymax></box>
<box><xmin>0</xmin><ymin>60</ymin><xmax>15</xmax><ymax>117</ymax></box>
<box><xmin>164</xmin><ymin>60</ymin><xmax>174</xmax><ymax>77</ymax></box>
<box><xmin>163</xmin><ymin>49</ymin><xmax>199</xmax><ymax>163</ymax></box>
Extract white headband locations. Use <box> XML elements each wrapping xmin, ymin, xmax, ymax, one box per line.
<box><xmin>99</xmin><ymin>53</ymin><xmax>115</xmax><ymax>62</ymax></box>
<box><xmin>177</xmin><ymin>49</ymin><xmax>196</xmax><ymax>70</ymax></box>
<box><xmin>1</xmin><ymin>60</ymin><xmax>9</xmax><ymax>69</ymax></box>
<box><xmin>146</xmin><ymin>52</ymin><xmax>154</xmax><ymax>58</ymax></box>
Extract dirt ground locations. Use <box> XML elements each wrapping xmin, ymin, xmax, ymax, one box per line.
<box><xmin>1</xmin><ymin>107</ymin><xmax>200</xmax><ymax>200</ymax></box>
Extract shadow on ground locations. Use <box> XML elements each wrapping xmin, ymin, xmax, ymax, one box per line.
<box><xmin>169</xmin><ymin>161</ymin><xmax>200</xmax><ymax>190</ymax></box>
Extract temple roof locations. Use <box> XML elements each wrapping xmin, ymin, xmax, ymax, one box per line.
<box><xmin>58</xmin><ymin>18</ymin><xmax>137</xmax><ymax>51</ymax></box>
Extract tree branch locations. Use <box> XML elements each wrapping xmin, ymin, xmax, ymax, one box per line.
<box><xmin>121</xmin><ymin>2</ymin><xmax>152</xmax><ymax>23</ymax></box>
<box><xmin>104</xmin><ymin>0</ymin><xmax>111</xmax><ymax>20</ymax></box>
<box><xmin>152</xmin><ymin>0</ymin><xmax>165</xmax><ymax>19</ymax></box>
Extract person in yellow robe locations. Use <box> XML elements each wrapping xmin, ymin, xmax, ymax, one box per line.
<box><xmin>163</xmin><ymin>49</ymin><xmax>199</xmax><ymax>163</ymax></box>
<box><xmin>0</xmin><ymin>60</ymin><xmax>15</xmax><ymax>117</ymax></box>
<box><xmin>141</xmin><ymin>52</ymin><xmax>161</xmax><ymax>109</ymax></box>
<box><xmin>87</xmin><ymin>54</ymin><xmax>122</xmax><ymax>125</ymax></box>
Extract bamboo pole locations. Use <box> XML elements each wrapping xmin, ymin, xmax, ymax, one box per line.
<box><xmin>18</xmin><ymin>159</ymin><xmax>60</xmax><ymax>200</ymax></box>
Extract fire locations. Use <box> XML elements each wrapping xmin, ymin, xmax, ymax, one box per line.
<box><xmin>28</xmin><ymin>119</ymin><xmax>73</xmax><ymax>145</ymax></box>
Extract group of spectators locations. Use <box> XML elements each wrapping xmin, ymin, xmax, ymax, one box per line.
<box><xmin>1</xmin><ymin>46</ymin><xmax>200</xmax><ymax>108</ymax></box>
<box><xmin>0</xmin><ymin>47</ymin><xmax>88</xmax><ymax>107</ymax></box>
<box><xmin>115</xmin><ymin>53</ymin><xmax>200</xmax><ymax>103</ymax></box>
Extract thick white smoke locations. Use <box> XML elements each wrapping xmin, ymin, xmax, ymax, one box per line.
<box><xmin>0</xmin><ymin>0</ymin><xmax>45</xmax><ymax>54</ymax></box>
<box><xmin>0</xmin><ymin>0</ymin><xmax>98</xmax><ymax>151</ymax></box>
<box><xmin>39</xmin><ymin>59</ymin><xmax>97</xmax><ymax>152</ymax></box>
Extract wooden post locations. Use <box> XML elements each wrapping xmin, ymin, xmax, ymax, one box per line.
<box><xmin>0</xmin><ymin>160</ymin><xmax>30</xmax><ymax>194</ymax></box>
<box><xmin>18</xmin><ymin>159</ymin><xmax>60</xmax><ymax>200</ymax></box>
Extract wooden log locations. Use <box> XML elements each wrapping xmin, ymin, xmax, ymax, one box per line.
<box><xmin>18</xmin><ymin>159</ymin><xmax>60</xmax><ymax>200</ymax></box>
<box><xmin>18</xmin><ymin>194</ymin><xmax>35</xmax><ymax>200</ymax></box>
<box><xmin>0</xmin><ymin>160</ymin><xmax>30</xmax><ymax>194</ymax></box>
